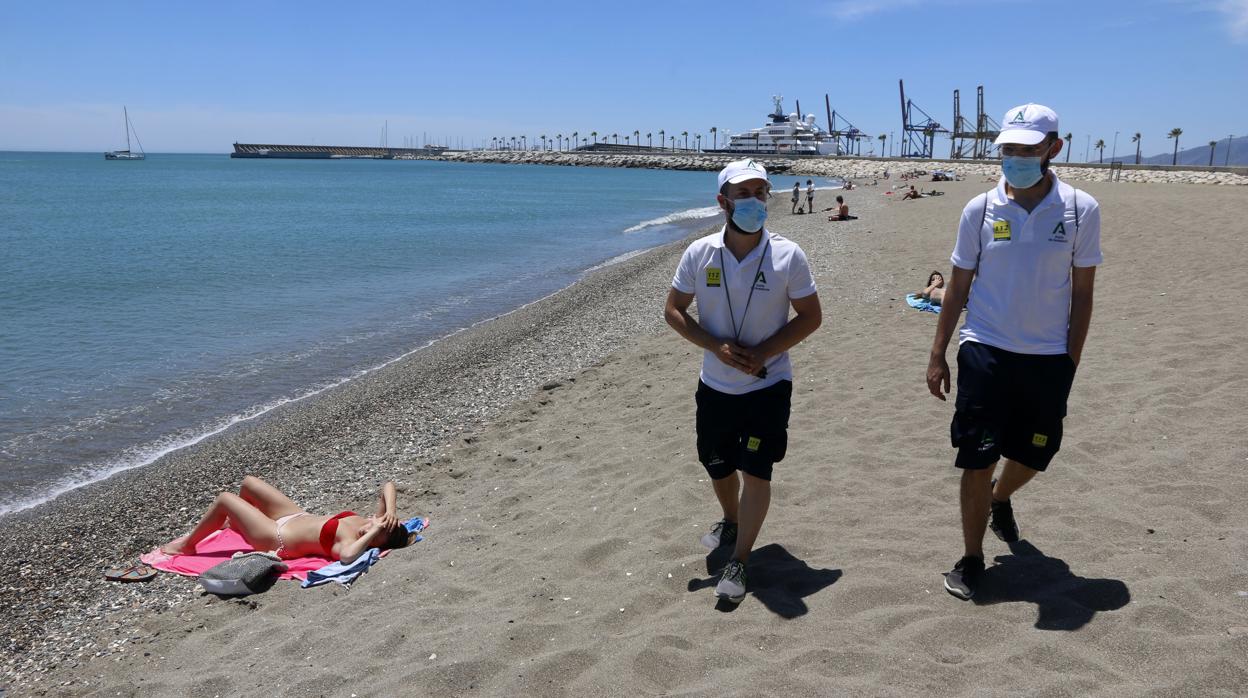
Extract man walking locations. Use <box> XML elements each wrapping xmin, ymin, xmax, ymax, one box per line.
<box><xmin>926</xmin><ymin>104</ymin><xmax>1102</xmax><ymax>600</ymax></box>
<box><xmin>665</xmin><ymin>159</ymin><xmax>822</xmax><ymax>603</ymax></box>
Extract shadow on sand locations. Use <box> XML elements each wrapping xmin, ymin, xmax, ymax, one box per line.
<box><xmin>973</xmin><ymin>540</ymin><xmax>1130</xmax><ymax>630</ymax></box>
<box><xmin>687</xmin><ymin>543</ymin><xmax>842</xmax><ymax>617</ymax></box>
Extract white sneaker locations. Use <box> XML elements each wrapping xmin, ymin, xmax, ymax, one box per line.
<box><xmin>715</xmin><ymin>560</ymin><xmax>748</xmax><ymax>603</ymax></box>
<box><xmin>699</xmin><ymin>519</ymin><xmax>738</xmax><ymax>550</ymax></box>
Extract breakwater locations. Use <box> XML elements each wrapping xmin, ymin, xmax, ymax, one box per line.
<box><xmin>408</xmin><ymin>150</ymin><xmax>1248</xmax><ymax>186</ymax></box>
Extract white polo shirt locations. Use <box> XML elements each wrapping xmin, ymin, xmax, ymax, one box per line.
<box><xmin>951</xmin><ymin>173</ymin><xmax>1103</xmax><ymax>355</ymax></box>
<box><xmin>673</xmin><ymin>228</ymin><xmax>817</xmax><ymax>394</ymax></box>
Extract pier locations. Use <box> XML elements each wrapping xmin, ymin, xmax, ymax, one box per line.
<box><xmin>230</xmin><ymin>143</ymin><xmax>447</xmax><ymax>159</ymax></box>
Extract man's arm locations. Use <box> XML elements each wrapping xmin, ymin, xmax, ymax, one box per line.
<box><xmin>1067</xmin><ymin>266</ymin><xmax>1096</xmax><ymax>366</ymax></box>
<box><xmin>665</xmin><ymin>287</ymin><xmax>756</xmax><ymax>375</ymax></box>
<box><xmin>926</xmin><ymin>266</ymin><xmax>975</xmax><ymax>400</ymax></box>
<box><xmin>745</xmin><ymin>293</ymin><xmax>822</xmax><ymax>373</ymax></box>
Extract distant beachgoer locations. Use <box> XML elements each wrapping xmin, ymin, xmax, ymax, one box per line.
<box><xmin>827</xmin><ymin>195</ymin><xmax>857</xmax><ymax>221</ymax></box>
<box><xmin>665</xmin><ymin>159</ymin><xmax>822</xmax><ymax>605</ymax></box>
<box><xmin>805</xmin><ymin>180</ymin><xmax>814</xmax><ymax>212</ymax></box>
<box><xmin>902</xmin><ymin>185</ymin><xmax>922</xmax><ymax>200</ymax></box>
<box><xmin>918</xmin><ymin>270</ymin><xmax>946</xmax><ymax>305</ymax></box>
<box><xmin>883</xmin><ymin>169</ymin><xmax>890</xmax><ymax>179</ymax></box>
<box><xmin>161</xmin><ymin>477</ymin><xmax>417</xmax><ymax>565</ymax></box>
<box><xmin>791</xmin><ymin>182</ymin><xmax>800</xmax><ymax>213</ymax></box>
<box><xmin>928</xmin><ymin>102</ymin><xmax>1102</xmax><ymax>601</ymax></box>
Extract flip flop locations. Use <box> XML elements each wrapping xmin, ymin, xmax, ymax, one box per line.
<box><xmin>104</xmin><ymin>564</ymin><xmax>157</xmax><ymax>583</ymax></box>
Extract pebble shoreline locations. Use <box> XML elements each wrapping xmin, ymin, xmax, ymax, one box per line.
<box><xmin>0</xmin><ymin>230</ymin><xmax>703</xmax><ymax>692</ymax></box>
<box><xmin>414</xmin><ymin>150</ymin><xmax>1248</xmax><ymax>186</ymax></box>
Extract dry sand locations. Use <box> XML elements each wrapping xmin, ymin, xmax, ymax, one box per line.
<box><xmin>14</xmin><ymin>177</ymin><xmax>1248</xmax><ymax>696</ymax></box>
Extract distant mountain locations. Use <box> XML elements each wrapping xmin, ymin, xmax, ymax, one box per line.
<box><xmin>1103</xmin><ymin>133</ymin><xmax>1248</xmax><ymax>167</ymax></box>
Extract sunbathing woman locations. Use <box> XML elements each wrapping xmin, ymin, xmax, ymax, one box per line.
<box><xmin>919</xmin><ymin>271</ymin><xmax>946</xmax><ymax>305</ymax></box>
<box><xmin>161</xmin><ymin>476</ymin><xmax>415</xmax><ymax>564</ymax></box>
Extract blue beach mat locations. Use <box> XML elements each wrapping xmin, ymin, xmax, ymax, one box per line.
<box><xmin>906</xmin><ymin>294</ymin><xmax>941</xmax><ymax>314</ymax></box>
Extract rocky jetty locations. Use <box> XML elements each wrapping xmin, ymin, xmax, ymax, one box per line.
<box><xmin>413</xmin><ymin>150</ymin><xmax>1248</xmax><ymax>186</ymax></box>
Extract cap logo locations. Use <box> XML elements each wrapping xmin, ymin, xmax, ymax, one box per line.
<box><xmin>1011</xmin><ymin>110</ymin><xmax>1027</xmax><ymax>123</ymax></box>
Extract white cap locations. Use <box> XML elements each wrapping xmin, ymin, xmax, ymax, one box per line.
<box><xmin>717</xmin><ymin>158</ymin><xmax>769</xmax><ymax>191</ymax></box>
<box><xmin>995</xmin><ymin>103</ymin><xmax>1059</xmax><ymax>146</ymax></box>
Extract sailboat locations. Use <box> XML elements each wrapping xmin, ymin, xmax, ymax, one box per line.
<box><xmin>104</xmin><ymin>107</ymin><xmax>145</xmax><ymax>160</ymax></box>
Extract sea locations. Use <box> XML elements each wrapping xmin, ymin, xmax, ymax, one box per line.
<box><xmin>0</xmin><ymin>152</ymin><xmax>839</xmax><ymax>516</ymax></box>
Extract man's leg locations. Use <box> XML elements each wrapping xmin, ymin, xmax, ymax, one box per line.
<box><xmin>732</xmin><ymin>473</ymin><xmax>771</xmax><ymax>563</ymax></box>
<box><xmin>960</xmin><ymin>463</ymin><xmax>997</xmax><ymax>558</ymax></box>
<box><xmin>992</xmin><ymin>459</ymin><xmax>1038</xmax><ymax>502</ymax></box>
<box><xmin>711</xmin><ymin>472</ymin><xmax>740</xmax><ymax>523</ymax></box>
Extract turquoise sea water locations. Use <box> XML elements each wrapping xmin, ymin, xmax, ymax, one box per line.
<box><xmin>0</xmin><ymin>152</ymin><xmax>837</xmax><ymax>514</ymax></box>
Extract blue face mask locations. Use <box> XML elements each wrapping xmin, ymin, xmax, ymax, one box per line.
<box><xmin>1001</xmin><ymin>155</ymin><xmax>1045</xmax><ymax>189</ymax></box>
<box><xmin>729</xmin><ymin>197</ymin><xmax>767</xmax><ymax>233</ymax></box>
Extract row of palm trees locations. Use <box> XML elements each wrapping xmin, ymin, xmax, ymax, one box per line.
<box><xmin>488</xmin><ymin>128</ymin><xmax>725</xmax><ymax>153</ymax></box>
<box><xmin>1080</xmin><ymin>128</ymin><xmax>1192</xmax><ymax>166</ymax></box>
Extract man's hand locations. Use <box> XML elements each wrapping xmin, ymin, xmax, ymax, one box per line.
<box><xmin>927</xmin><ymin>352</ymin><xmax>951</xmax><ymax>400</ymax></box>
<box><xmin>715</xmin><ymin>341</ymin><xmax>762</xmax><ymax>376</ymax></box>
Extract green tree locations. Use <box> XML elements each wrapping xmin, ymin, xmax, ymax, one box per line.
<box><xmin>1094</xmin><ymin>139</ymin><xmax>1105</xmax><ymax>164</ymax></box>
<box><xmin>659</xmin><ymin>129</ymin><xmax>665</xmax><ymax>151</ymax></box>
<box><xmin>591</xmin><ymin>131</ymin><xmax>598</xmax><ymax>145</ymax></box>
<box><xmin>1063</xmin><ymin>133</ymin><xmax>1073</xmax><ymax>163</ymax></box>
<box><xmin>710</xmin><ymin>126</ymin><xmax>718</xmax><ymax>149</ymax></box>
<box><xmin>878</xmin><ymin>133</ymin><xmax>886</xmax><ymax>155</ymax></box>
<box><xmin>1209</xmin><ymin>140</ymin><xmax>1218</xmax><ymax>166</ymax></box>
<box><xmin>633</xmin><ymin>130</ymin><xmax>640</xmax><ymax>151</ymax></box>
<box><xmin>1131</xmin><ymin>132</ymin><xmax>1141</xmax><ymax>164</ymax></box>
<box><xmin>1168</xmin><ymin>128</ymin><xmax>1183</xmax><ymax>165</ymax></box>
<box><xmin>681</xmin><ymin>131</ymin><xmax>688</xmax><ymax>149</ymax></box>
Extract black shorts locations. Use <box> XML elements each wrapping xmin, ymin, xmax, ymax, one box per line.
<box><xmin>695</xmin><ymin>380</ymin><xmax>792</xmax><ymax>481</ymax></box>
<box><xmin>951</xmin><ymin>342</ymin><xmax>1077</xmax><ymax>472</ymax></box>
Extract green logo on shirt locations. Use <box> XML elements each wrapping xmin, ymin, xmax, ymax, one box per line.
<box><xmin>1049</xmin><ymin>221</ymin><xmax>1067</xmax><ymax>242</ymax></box>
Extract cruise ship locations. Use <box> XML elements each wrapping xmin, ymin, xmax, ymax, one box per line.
<box><xmin>712</xmin><ymin>96</ymin><xmax>841</xmax><ymax>156</ymax></box>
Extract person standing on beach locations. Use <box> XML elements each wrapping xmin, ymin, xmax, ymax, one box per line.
<box><xmin>665</xmin><ymin>159</ymin><xmax>822</xmax><ymax>604</ymax></box>
<box><xmin>925</xmin><ymin>104</ymin><xmax>1102</xmax><ymax>600</ymax></box>
<box><xmin>791</xmin><ymin>182</ymin><xmax>801</xmax><ymax>213</ymax></box>
<box><xmin>805</xmin><ymin>179</ymin><xmax>815</xmax><ymax>213</ymax></box>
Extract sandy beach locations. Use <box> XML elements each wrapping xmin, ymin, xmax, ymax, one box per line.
<box><xmin>4</xmin><ymin>174</ymin><xmax>1248</xmax><ymax>696</ymax></box>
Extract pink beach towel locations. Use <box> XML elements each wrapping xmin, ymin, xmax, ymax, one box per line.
<box><xmin>141</xmin><ymin>529</ymin><xmax>330</xmax><ymax>582</ymax></box>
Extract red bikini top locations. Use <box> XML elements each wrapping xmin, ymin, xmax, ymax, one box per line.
<box><xmin>319</xmin><ymin>511</ymin><xmax>358</xmax><ymax>557</ymax></box>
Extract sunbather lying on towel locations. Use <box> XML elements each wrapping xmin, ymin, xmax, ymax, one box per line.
<box><xmin>161</xmin><ymin>476</ymin><xmax>416</xmax><ymax>564</ymax></box>
<box><xmin>917</xmin><ymin>270</ymin><xmax>945</xmax><ymax>305</ymax></box>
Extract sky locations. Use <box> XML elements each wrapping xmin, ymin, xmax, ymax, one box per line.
<box><xmin>2</xmin><ymin>0</ymin><xmax>1246</xmax><ymax>160</ymax></box>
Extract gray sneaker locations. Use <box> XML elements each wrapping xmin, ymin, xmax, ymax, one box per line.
<box><xmin>715</xmin><ymin>560</ymin><xmax>748</xmax><ymax>603</ymax></box>
<box><xmin>700</xmin><ymin>519</ymin><xmax>738</xmax><ymax>550</ymax></box>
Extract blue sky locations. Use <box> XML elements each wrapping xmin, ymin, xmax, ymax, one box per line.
<box><xmin>2</xmin><ymin>0</ymin><xmax>1246</xmax><ymax>159</ymax></box>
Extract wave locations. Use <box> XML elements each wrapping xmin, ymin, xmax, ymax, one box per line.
<box><xmin>623</xmin><ymin>206</ymin><xmax>721</xmax><ymax>233</ymax></box>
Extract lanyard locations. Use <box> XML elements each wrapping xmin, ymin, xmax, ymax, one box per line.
<box><xmin>718</xmin><ymin>238</ymin><xmax>770</xmax><ymax>343</ymax></box>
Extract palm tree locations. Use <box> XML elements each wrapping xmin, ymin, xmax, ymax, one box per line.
<box><xmin>1131</xmin><ymin>132</ymin><xmax>1142</xmax><ymax>164</ymax></box>
<box><xmin>591</xmin><ymin>131</ymin><xmax>598</xmax><ymax>145</ymax></box>
<box><xmin>1209</xmin><ymin>140</ymin><xmax>1219</xmax><ymax>166</ymax></box>
<box><xmin>659</xmin><ymin>129</ymin><xmax>665</xmax><ymax>151</ymax></box>
<box><xmin>633</xmin><ymin>130</ymin><xmax>640</xmax><ymax>151</ymax></box>
<box><xmin>491</xmin><ymin>136</ymin><xmax>497</xmax><ymax>151</ymax></box>
<box><xmin>1168</xmin><ymin>128</ymin><xmax>1182</xmax><ymax>165</ymax></box>
<box><xmin>1094</xmin><ymin>139</ymin><xmax>1105</xmax><ymax>164</ymax></box>
<box><xmin>696</xmin><ymin>134</ymin><xmax>702</xmax><ymax>151</ymax></box>
<box><xmin>571</xmin><ymin>131</ymin><xmax>578</xmax><ymax>151</ymax></box>
<box><xmin>710</xmin><ymin>127</ymin><xmax>718</xmax><ymax>150</ymax></box>
<box><xmin>1063</xmin><ymin>133</ymin><xmax>1073</xmax><ymax>163</ymax></box>
<box><xmin>556</xmin><ymin>133</ymin><xmax>563</xmax><ymax>151</ymax></box>
<box><xmin>647</xmin><ymin>132</ymin><xmax>652</xmax><ymax>149</ymax></box>
<box><xmin>879</xmin><ymin>134</ymin><xmax>887</xmax><ymax>155</ymax></box>
<box><xmin>681</xmin><ymin>131</ymin><xmax>689</xmax><ymax>149</ymax></box>
<box><xmin>670</xmin><ymin>136</ymin><xmax>676</xmax><ymax>149</ymax></box>
<box><xmin>612</xmin><ymin>133</ymin><xmax>618</xmax><ymax>145</ymax></box>
<box><xmin>624</xmin><ymin>136</ymin><xmax>629</xmax><ymax>146</ymax></box>
<box><xmin>540</xmin><ymin>134</ymin><xmax>547</xmax><ymax>151</ymax></box>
